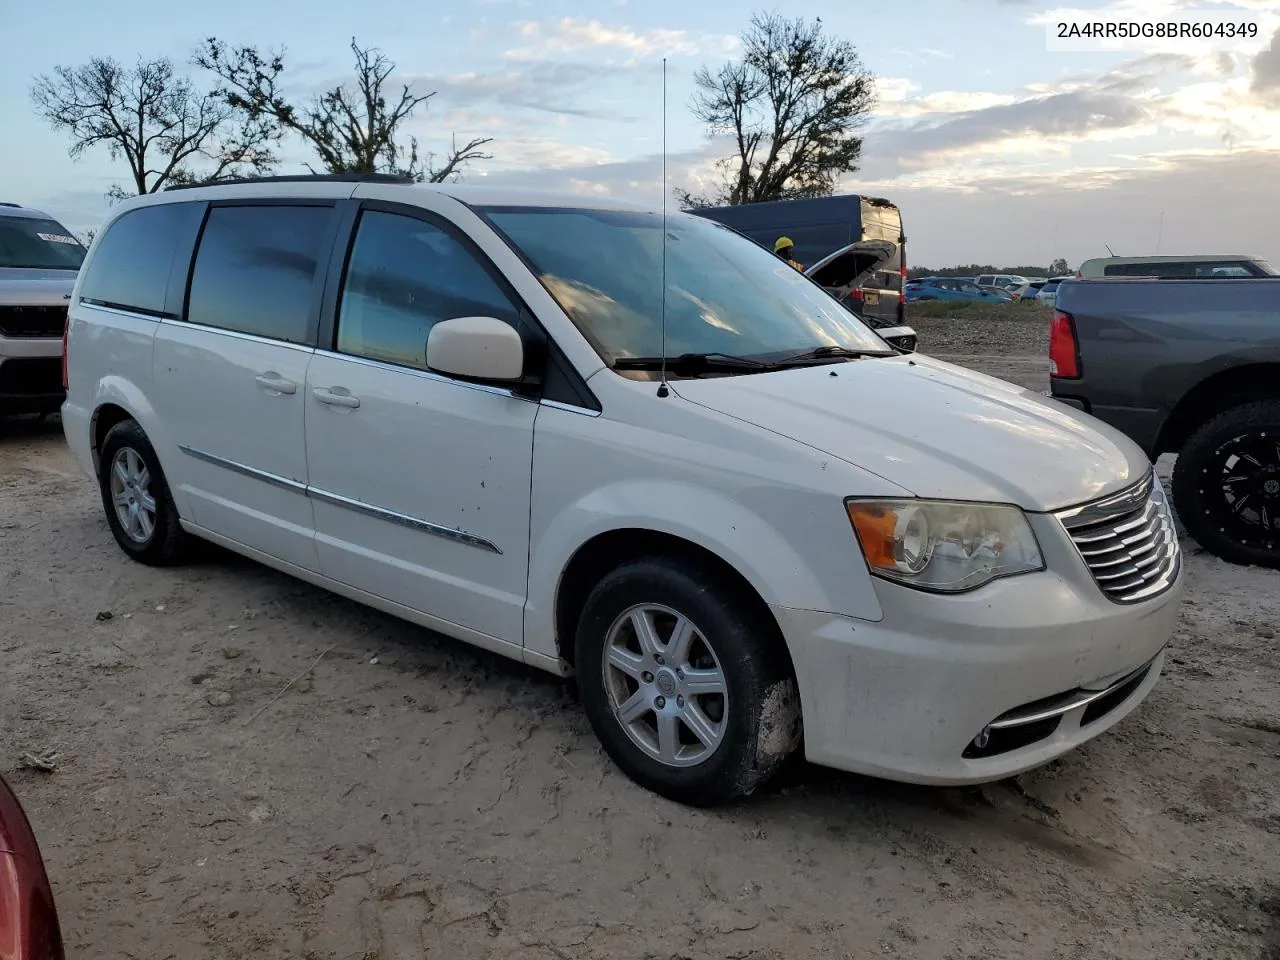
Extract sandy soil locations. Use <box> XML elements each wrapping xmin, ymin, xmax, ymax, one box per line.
<box><xmin>2</xmin><ymin>333</ymin><xmax>1278</xmax><ymax>959</ymax></box>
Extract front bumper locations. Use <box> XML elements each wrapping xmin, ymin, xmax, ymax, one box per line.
<box><xmin>774</xmin><ymin>511</ymin><xmax>1184</xmax><ymax>784</ymax></box>
<box><xmin>0</xmin><ymin>336</ymin><xmax>64</xmax><ymax>412</ymax></box>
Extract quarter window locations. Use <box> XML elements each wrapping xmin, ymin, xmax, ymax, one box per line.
<box><xmin>335</xmin><ymin>210</ymin><xmax>520</xmax><ymax>370</ymax></box>
<box><xmin>80</xmin><ymin>203</ymin><xmax>204</xmax><ymax>316</ymax></box>
<box><xmin>186</xmin><ymin>204</ymin><xmax>332</xmax><ymax>343</ymax></box>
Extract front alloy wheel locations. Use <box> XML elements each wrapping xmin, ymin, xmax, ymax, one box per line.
<box><xmin>575</xmin><ymin>556</ymin><xmax>801</xmax><ymax>806</ymax></box>
<box><xmin>602</xmin><ymin>604</ymin><xmax>729</xmax><ymax>768</ymax></box>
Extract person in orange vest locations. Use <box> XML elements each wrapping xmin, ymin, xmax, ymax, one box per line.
<box><xmin>774</xmin><ymin>236</ymin><xmax>804</xmax><ymax>271</ymax></box>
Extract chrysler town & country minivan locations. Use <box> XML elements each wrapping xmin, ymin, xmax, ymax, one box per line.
<box><xmin>62</xmin><ymin>174</ymin><xmax>1183</xmax><ymax>805</ymax></box>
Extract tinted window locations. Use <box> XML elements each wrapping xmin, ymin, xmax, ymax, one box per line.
<box><xmin>0</xmin><ymin>217</ymin><xmax>86</xmax><ymax>270</ymax></box>
<box><xmin>187</xmin><ymin>205</ymin><xmax>331</xmax><ymax>343</ymax></box>
<box><xmin>80</xmin><ymin>203</ymin><xmax>203</xmax><ymax>316</ymax></box>
<box><xmin>336</xmin><ymin>210</ymin><xmax>520</xmax><ymax>369</ymax></box>
<box><xmin>1196</xmin><ymin>262</ymin><xmax>1252</xmax><ymax>277</ymax></box>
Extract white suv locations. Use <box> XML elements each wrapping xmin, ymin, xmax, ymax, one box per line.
<box><xmin>62</xmin><ymin>174</ymin><xmax>1184</xmax><ymax>805</ymax></box>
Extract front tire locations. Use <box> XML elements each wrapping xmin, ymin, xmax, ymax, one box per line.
<box><xmin>98</xmin><ymin>420</ymin><xmax>189</xmax><ymax>566</ymax></box>
<box><xmin>575</xmin><ymin>556</ymin><xmax>801</xmax><ymax>806</ymax></box>
<box><xmin>1172</xmin><ymin>401</ymin><xmax>1280</xmax><ymax>568</ymax></box>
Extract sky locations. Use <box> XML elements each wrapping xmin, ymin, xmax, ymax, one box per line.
<box><xmin>1</xmin><ymin>0</ymin><xmax>1278</xmax><ymax>269</ymax></box>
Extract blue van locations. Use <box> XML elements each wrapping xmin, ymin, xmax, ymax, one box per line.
<box><xmin>689</xmin><ymin>195</ymin><xmax>913</xmax><ymax>349</ymax></box>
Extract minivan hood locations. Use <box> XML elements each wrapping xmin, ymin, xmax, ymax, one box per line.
<box><xmin>671</xmin><ymin>354</ymin><xmax>1150</xmax><ymax>511</ymax></box>
<box><xmin>0</xmin><ymin>267</ymin><xmax>76</xmax><ymax>307</ymax></box>
<box><xmin>804</xmin><ymin>240</ymin><xmax>895</xmax><ymax>294</ymax></box>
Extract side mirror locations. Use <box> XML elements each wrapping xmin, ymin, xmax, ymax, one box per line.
<box><xmin>426</xmin><ymin>316</ymin><xmax>524</xmax><ymax>382</ymax></box>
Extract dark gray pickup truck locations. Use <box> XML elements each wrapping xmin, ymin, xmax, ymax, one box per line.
<box><xmin>1050</xmin><ymin>277</ymin><xmax>1280</xmax><ymax>568</ymax></box>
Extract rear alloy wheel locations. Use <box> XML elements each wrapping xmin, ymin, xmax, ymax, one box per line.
<box><xmin>98</xmin><ymin>420</ymin><xmax>190</xmax><ymax>565</ymax></box>
<box><xmin>1172</xmin><ymin>401</ymin><xmax>1280</xmax><ymax>568</ymax></box>
<box><xmin>575</xmin><ymin>556</ymin><xmax>801</xmax><ymax>806</ymax></box>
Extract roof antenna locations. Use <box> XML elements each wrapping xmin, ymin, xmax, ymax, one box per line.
<box><xmin>657</xmin><ymin>56</ymin><xmax>671</xmax><ymax>399</ymax></box>
<box><xmin>1105</xmin><ymin>243</ymin><xmax>1117</xmax><ymax>257</ymax></box>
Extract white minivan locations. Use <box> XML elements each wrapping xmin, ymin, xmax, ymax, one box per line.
<box><xmin>62</xmin><ymin>175</ymin><xmax>1184</xmax><ymax>805</ymax></box>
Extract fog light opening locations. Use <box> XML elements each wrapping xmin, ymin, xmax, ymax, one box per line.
<box><xmin>972</xmin><ymin>726</ymin><xmax>991</xmax><ymax>751</ymax></box>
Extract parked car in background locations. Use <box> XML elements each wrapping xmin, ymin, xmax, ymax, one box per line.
<box><xmin>1078</xmin><ymin>254</ymin><xmax>1275</xmax><ymax>279</ymax></box>
<box><xmin>1051</xmin><ymin>276</ymin><xmax>1280</xmax><ymax>568</ymax></box>
<box><xmin>690</xmin><ymin>194</ymin><xmax>909</xmax><ymax>337</ymax></box>
<box><xmin>1033</xmin><ymin>276</ymin><xmax>1074</xmax><ymax>307</ymax></box>
<box><xmin>0</xmin><ymin>774</ymin><xmax>66</xmax><ymax>959</ymax></box>
<box><xmin>975</xmin><ymin>273</ymin><xmax>1017</xmax><ymax>289</ymax></box>
<box><xmin>1005</xmin><ymin>277</ymin><xmax>1046</xmax><ymax>301</ymax></box>
<box><xmin>63</xmin><ymin>174</ymin><xmax>1181</xmax><ymax>805</ymax></box>
<box><xmin>907</xmin><ymin>277</ymin><xmax>1013</xmax><ymax>303</ymax></box>
<box><xmin>0</xmin><ymin>203</ymin><xmax>86</xmax><ymax>415</ymax></box>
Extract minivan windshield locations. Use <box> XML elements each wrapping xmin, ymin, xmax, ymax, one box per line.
<box><xmin>482</xmin><ymin>207</ymin><xmax>892</xmax><ymax>374</ymax></box>
<box><xmin>0</xmin><ymin>217</ymin><xmax>87</xmax><ymax>270</ymax></box>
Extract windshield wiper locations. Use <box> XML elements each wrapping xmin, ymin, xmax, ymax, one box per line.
<box><xmin>776</xmin><ymin>345</ymin><xmax>880</xmax><ymax>365</ymax></box>
<box><xmin>611</xmin><ymin>352</ymin><xmax>774</xmax><ymax>374</ymax></box>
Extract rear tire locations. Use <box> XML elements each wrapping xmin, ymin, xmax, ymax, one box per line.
<box><xmin>574</xmin><ymin>556</ymin><xmax>801</xmax><ymax>806</ymax></box>
<box><xmin>1172</xmin><ymin>400</ymin><xmax>1280</xmax><ymax>568</ymax></box>
<box><xmin>98</xmin><ymin>420</ymin><xmax>190</xmax><ymax>566</ymax></box>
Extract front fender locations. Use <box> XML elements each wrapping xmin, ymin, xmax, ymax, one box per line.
<box><xmin>523</xmin><ymin>477</ymin><xmax>884</xmax><ymax>664</ymax></box>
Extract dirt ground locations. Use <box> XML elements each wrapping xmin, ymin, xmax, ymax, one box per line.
<box><xmin>3</xmin><ymin>315</ymin><xmax>1279</xmax><ymax>959</ymax></box>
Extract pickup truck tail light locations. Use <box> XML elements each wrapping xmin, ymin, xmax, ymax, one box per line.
<box><xmin>849</xmin><ymin>288</ymin><xmax>864</xmax><ymax>302</ymax></box>
<box><xmin>899</xmin><ymin>265</ymin><xmax>907</xmax><ymax>303</ymax></box>
<box><xmin>1049</xmin><ymin>310</ymin><xmax>1081</xmax><ymax>379</ymax></box>
<box><xmin>60</xmin><ymin>315</ymin><xmax>69</xmax><ymax>391</ymax></box>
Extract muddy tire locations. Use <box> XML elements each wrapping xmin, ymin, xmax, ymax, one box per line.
<box><xmin>574</xmin><ymin>556</ymin><xmax>801</xmax><ymax>806</ymax></box>
<box><xmin>98</xmin><ymin>420</ymin><xmax>190</xmax><ymax>566</ymax></box>
<box><xmin>1172</xmin><ymin>401</ymin><xmax>1280</xmax><ymax>569</ymax></box>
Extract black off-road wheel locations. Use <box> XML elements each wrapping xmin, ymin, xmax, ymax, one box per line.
<box><xmin>574</xmin><ymin>556</ymin><xmax>801</xmax><ymax>807</ymax></box>
<box><xmin>97</xmin><ymin>420</ymin><xmax>190</xmax><ymax>566</ymax></box>
<box><xmin>1172</xmin><ymin>401</ymin><xmax>1280</xmax><ymax>569</ymax></box>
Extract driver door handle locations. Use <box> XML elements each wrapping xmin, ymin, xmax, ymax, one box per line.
<box><xmin>254</xmin><ymin>373</ymin><xmax>297</xmax><ymax>395</ymax></box>
<box><xmin>312</xmin><ymin>387</ymin><xmax>361</xmax><ymax>409</ymax></box>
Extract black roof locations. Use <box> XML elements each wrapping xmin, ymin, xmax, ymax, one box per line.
<box><xmin>164</xmin><ymin>172</ymin><xmax>416</xmax><ymax>192</ymax></box>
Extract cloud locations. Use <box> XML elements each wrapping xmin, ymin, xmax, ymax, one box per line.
<box><xmin>853</xmin><ymin>148</ymin><xmax>1280</xmax><ymax>268</ymax></box>
<box><xmin>503</xmin><ymin>17</ymin><xmax>733</xmax><ymax>62</ymax></box>
<box><xmin>865</xmin><ymin>90</ymin><xmax>1154</xmax><ymax>178</ymax></box>
<box><xmin>433</xmin><ymin>61</ymin><xmax>649</xmax><ymax>120</ymax></box>
<box><xmin>1251</xmin><ymin>27</ymin><xmax>1280</xmax><ymax>100</ymax></box>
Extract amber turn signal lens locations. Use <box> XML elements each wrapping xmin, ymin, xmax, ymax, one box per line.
<box><xmin>846</xmin><ymin>502</ymin><xmax>898</xmax><ymax>570</ymax></box>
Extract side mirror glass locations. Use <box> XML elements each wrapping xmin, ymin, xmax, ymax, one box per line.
<box><xmin>426</xmin><ymin>316</ymin><xmax>524</xmax><ymax>382</ymax></box>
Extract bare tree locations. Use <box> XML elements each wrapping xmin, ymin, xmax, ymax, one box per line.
<box><xmin>195</xmin><ymin>38</ymin><xmax>493</xmax><ymax>182</ymax></box>
<box><xmin>31</xmin><ymin>57</ymin><xmax>275</xmax><ymax>198</ymax></box>
<box><xmin>677</xmin><ymin>13</ymin><xmax>876</xmax><ymax>208</ymax></box>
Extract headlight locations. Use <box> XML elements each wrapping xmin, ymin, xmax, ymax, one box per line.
<box><xmin>845</xmin><ymin>499</ymin><xmax>1044</xmax><ymax>593</ymax></box>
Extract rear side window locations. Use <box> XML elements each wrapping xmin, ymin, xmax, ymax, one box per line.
<box><xmin>1195</xmin><ymin>262</ymin><xmax>1253</xmax><ymax>277</ymax></box>
<box><xmin>335</xmin><ymin>210</ymin><xmax>521</xmax><ymax>370</ymax></box>
<box><xmin>79</xmin><ymin>203</ymin><xmax>203</xmax><ymax>316</ymax></box>
<box><xmin>186</xmin><ymin>204</ymin><xmax>332</xmax><ymax>343</ymax></box>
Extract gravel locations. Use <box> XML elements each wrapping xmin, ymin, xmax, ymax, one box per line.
<box><xmin>2</xmin><ymin>331</ymin><xmax>1278</xmax><ymax>958</ymax></box>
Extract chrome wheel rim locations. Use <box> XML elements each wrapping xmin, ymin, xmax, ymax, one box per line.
<box><xmin>109</xmin><ymin>447</ymin><xmax>156</xmax><ymax>544</ymax></box>
<box><xmin>602</xmin><ymin>603</ymin><xmax>729</xmax><ymax>768</ymax></box>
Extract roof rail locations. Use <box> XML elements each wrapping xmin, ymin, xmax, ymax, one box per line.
<box><xmin>0</xmin><ymin>202</ymin><xmax>22</xmax><ymax>208</ymax></box>
<box><xmin>164</xmin><ymin>172</ymin><xmax>417</xmax><ymax>192</ymax></box>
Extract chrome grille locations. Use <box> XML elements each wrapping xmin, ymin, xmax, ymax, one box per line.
<box><xmin>1056</xmin><ymin>472</ymin><xmax>1180</xmax><ymax>604</ymax></box>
